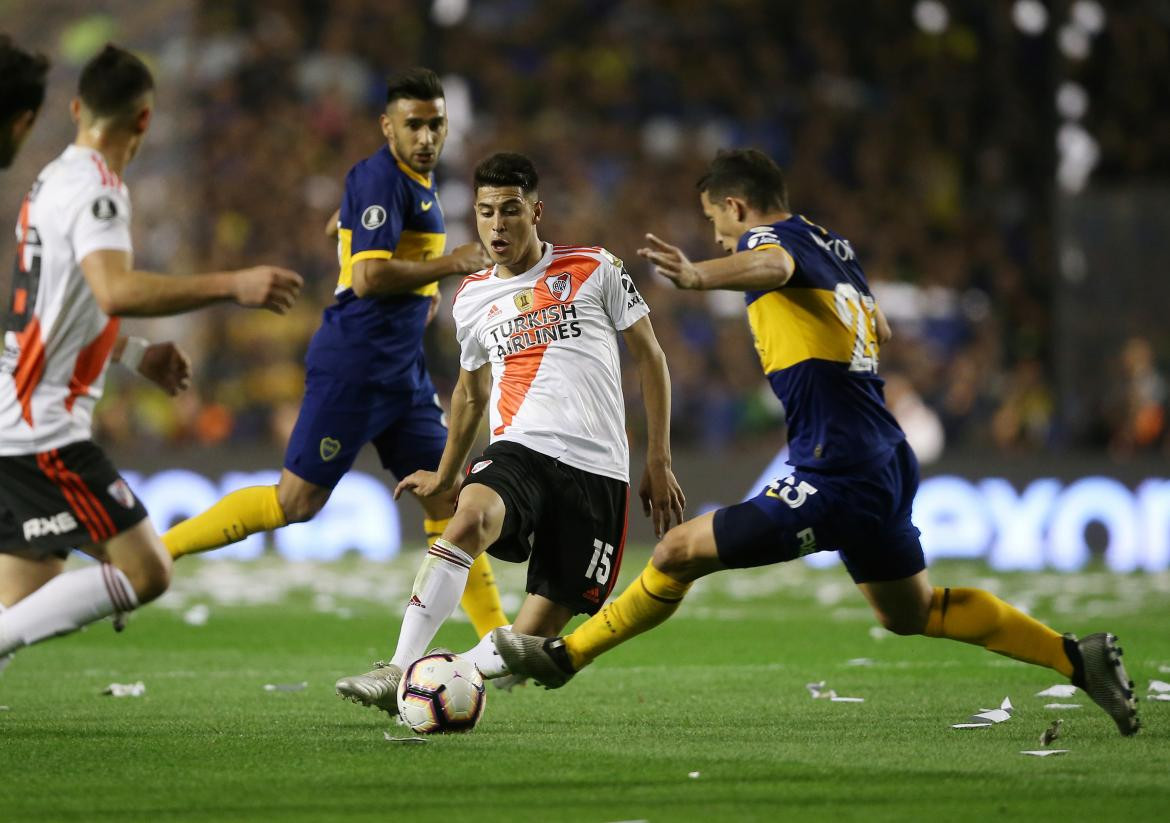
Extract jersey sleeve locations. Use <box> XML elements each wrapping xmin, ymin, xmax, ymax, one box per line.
<box><xmin>72</xmin><ymin>186</ymin><xmax>133</xmax><ymax>260</ymax></box>
<box><xmin>339</xmin><ymin>165</ymin><xmax>407</xmax><ymax>262</ymax></box>
<box><xmin>454</xmin><ymin>305</ymin><xmax>489</xmax><ymax>371</ymax></box>
<box><xmin>600</xmin><ymin>251</ymin><xmax>649</xmax><ymax>331</ymax></box>
<box><xmin>737</xmin><ymin>225</ymin><xmax>784</xmax><ymax>253</ymax></box>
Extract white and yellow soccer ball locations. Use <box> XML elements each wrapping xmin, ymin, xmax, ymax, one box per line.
<box><xmin>396</xmin><ymin>652</ymin><xmax>487</xmax><ymax>734</ymax></box>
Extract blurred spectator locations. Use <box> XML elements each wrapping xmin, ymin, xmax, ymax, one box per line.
<box><xmin>1103</xmin><ymin>336</ymin><xmax>1168</xmax><ymax>458</ymax></box>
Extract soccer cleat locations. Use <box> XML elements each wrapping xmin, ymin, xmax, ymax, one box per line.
<box><xmin>335</xmin><ymin>661</ymin><xmax>402</xmax><ymax>715</ymax></box>
<box><xmin>491</xmin><ymin>627</ymin><xmax>575</xmax><ymax>689</ymax></box>
<box><xmin>1064</xmin><ymin>632</ymin><xmax>1140</xmax><ymax>736</ymax></box>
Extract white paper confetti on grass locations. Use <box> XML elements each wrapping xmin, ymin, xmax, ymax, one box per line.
<box><xmin>687</xmin><ymin>771</ymin><xmax>701</xmax><ymax>779</ymax></box>
<box><xmin>1159</xmin><ymin>664</ymin><xmax>1170</xmax><ymax>674</ymax></box>
<box><xmin>263</xmin><ymin>682</ymin><xmax>308</xmax><ymax>692</ymax></box>
<box><xmin>102</xmin><ymin>681</ymin><xmax>145</xmax><ymax>697</ymax></box>
<box><xmin>1035</xmin><ymin>684</ymin><xmax>1078</xmax><ymax>698</ymax></box>
<box><xmin>806</xmin><ymin>681</ymin><xmax>864</xmax><ymax>702</ymax></box>
<box><xmin>953</xmin><ymin>696</ymin><xmax>1013</xmax><ymax>728</ymax></box>
<box><xmin>182</xmin><ymin>604</ymin><xmax>210</xmax><ymax>626</ymax></box>
<box><xmin>383</xmin><ymin>731</ymin><xmax>428</xmax><ymax>744</ymax></box>
<box><xmin>1148</xmin><ymin>680</ymin><xmax>1170</xmax><ymax>694</ymax></box>
<box><xmin>1148</xmin><ymin>694</ymin><xmax>1170</xmax><ymax>702</ymax></box>
<box><xmin>845</xmin><ymin>658</ymin><xmax>875</xmax><ymax>667</ymax></box>
<box><xmin>1020</xmin><ymin>749</ymin><xmax>1069</xmax><ymax>757</ymax></box>
<box><xmin>1044</xmin><ymin>703</ymin><xmax>1082</xmax><ymax>709</ymax></box>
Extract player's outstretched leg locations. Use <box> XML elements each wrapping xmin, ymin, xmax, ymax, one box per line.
<box><xmin>495</xmin><ymin>514</ymin><xmax>718</xmax><ymax>688</ymax></box>
<box><xmin>0</xmin><ymin>520</ymin><xmax>169</xmax><ymax>657</ymax></box>
<box><xmin>162</xmin><ymin>470</ymin><xmax>328</xmax><ymax>559</ymax></box>
<box><xmin>860</xmin><ymin>575</ymin><xmax>1139</xmax><ymax>736</ymax></box>
<box><xmin>424</xmin><ymin>515</ymin><xmax>509</xmax><ymax>638</ymax></box>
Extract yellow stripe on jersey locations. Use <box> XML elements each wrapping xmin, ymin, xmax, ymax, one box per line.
<box><xmin>335</xmin><ymin>228</ymin><xmax>444</xmax><ymax>297</ymax></box>
<box><xmin>747</xmin><ymin>285</ymin><xmax>880</xmax><ymax>374</ymax></box>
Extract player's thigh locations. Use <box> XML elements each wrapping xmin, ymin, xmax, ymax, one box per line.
<box><xmin>283</xmin><ymin>374</ymin><xmax>390</xmax><ymax>490</ymax></box>
<box><xmin>512</xmin><ymin>593</ymin><xmax>575</xmax><ymax>637</ymax></box>
<box><xmin>528</xmin><ymin>468</ymin><xmax>628</xmax><ymax>616</ymax></box>
<box><xmin>0</xmin><ymin>549</ymin><xmax>65</xmax><ymax>606</ymax></box>
<box><xmin>856</xmin><ymin>569</ymin><xmax>933</xmax><ymax>635</ymax></box>
<box><xmin>463</xmin><ymin>442</ymin><xmax>547</xmax><ymax>563</ymax></box>
<box><xmin>713</xmin><ymin>470</ymin><xmax>839</xmax><ymax>570</ymax></box>
<box><xmin>372</xmin><ymin>387</ymin><xmax>447</xmax><ymax>479</ymax></box>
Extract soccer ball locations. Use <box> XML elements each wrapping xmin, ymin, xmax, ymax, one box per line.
<box><xmin>396</xmin><ymin>652</ymin><xmax>487</xmax><ymax>734</ymax></box>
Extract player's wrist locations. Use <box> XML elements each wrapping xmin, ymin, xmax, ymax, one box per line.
<box><xmin>117</xmin><ymin>336</ymin><xmax>151</xmax><ymax>373</ymax></box>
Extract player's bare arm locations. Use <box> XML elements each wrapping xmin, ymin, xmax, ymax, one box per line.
<box><xmin>112</xmin><ymin>336</ymin><xmax>191</xmax><ymax>395</ymax></box>
<box><xmin>324</xmin><ymin>207</ymin><xmax>340</xmax><ymax>238</ymax></box>
<box><xmin>394</xmin><ymin>364</ymin><xmax>491</xmax><ymax>500</ymax></box>
<box><xmin>875</xmin><ymin>303</ymin><xmax>892</xmax><ymax>344</ymax></box>
<box><xmin>638</xmin><ymin>233</ymin><xmax>793</xmax><ymax>291</ymax></box>
<box><xmin>80</xmin><ymin>249</ymin><xmax>303</xmax><ymax>316</ymax></box>
<box><xmin>350</xmin><ymin>242</ymin><xmax>490</xmax><ymax>298</ymax></box>
<box><xmin>622</xmin><ymin>315</ymin><xmax>686</xmax><ymax>537</ymax></box>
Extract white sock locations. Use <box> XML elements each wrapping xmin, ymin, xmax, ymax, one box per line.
<box><xmin>0</xmin><ymin>563</ymin><xmax>137</xmax><ymax>656</ymax></box>
<box><xmin>389</xmin><ymin>538</ymin><xmax>473</xmax><ymax>670</ymax></box>
<box><xmin>0</xmin><ymin>604</ymin><xmax>10</xmax><ymax>673</ymax></box>
<box><xmin>460</xmin><ymin>624</ymin><xmax>512</xmax><ymax>679</ymax></box>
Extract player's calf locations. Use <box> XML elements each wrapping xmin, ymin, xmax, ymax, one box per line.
<box><xmin>103</xmin><ymin>522</ymin><xmax>173</xmax><ymax>604</ymax></box>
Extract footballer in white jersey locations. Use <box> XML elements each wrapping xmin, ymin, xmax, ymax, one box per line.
<box><xmin>334</xmin><ymin>153</ymin><xmax>685</xmax><ymax>708</ymax></box>
<box><xmin>0</xmin><ymin>45</ymin><xmax>301</xmax><ymax>674</ymax></box>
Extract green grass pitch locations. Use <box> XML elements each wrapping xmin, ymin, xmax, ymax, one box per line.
<box><xmin>2</xmin><ymin>550</ymin><xmax>1168</xmax><ymax>822</ymax></box>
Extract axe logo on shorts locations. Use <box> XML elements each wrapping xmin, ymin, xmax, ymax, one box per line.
<box><xmin>545</xmin><ymin>272</ymin><xmax>572</xmax><ymax>302</ymax></box>
<box><xmin>320</xmin><ymin>437</ymin><xmax>341</xmax><ymax>461</ymax></box>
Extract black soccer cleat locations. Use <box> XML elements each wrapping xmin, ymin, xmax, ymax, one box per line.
<box><xmin>1064</xmin><ymin>632</ymin><xmax>1140</xmax><ymax>736</ymax></box>
<box><xmin>491</xmin><ymin>627</ymin><xmax>576</xmax><ymax>689</ymax></box>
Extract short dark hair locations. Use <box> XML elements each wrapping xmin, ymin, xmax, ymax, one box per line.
<box><xmin>474</xmin><ymin>152</ymin><xmax>539</xmax><ymax>195</ymax></box>
<box><xmin>697</xmin><ymin>149</ymin><xmax>789</xmax><ymax>213</ymax></box>
<box><xmin>385</xmin><ymin>67</ymin><xmax>444</xmax><ymax>106</ymax></box>
<box><xmin>0</xmin><ymin>34</ymin><xmax>50</xmax><ymax>124</ymax></box>
<box><xmin>78</xmin><ymin>44</ymin><xmax>154</xmax><ymax>120</ymax></box>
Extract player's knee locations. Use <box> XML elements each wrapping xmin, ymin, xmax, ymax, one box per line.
<box><xmin>277</xmin><ymin>486</ymin><xmax>327</xmax><ymax>524</ymax></box>
<box><xmin>120</xmin><ymin>548</ymin><xmax>173</xmax><ymax>604</ymax></box>
<box><xmin>876</xmin><ymin>608</ymin><xmax>927</xmax><ymax>636</ymax></box>
<box><xmin>651</xmin><ymin>526</ymin><xmax>704</xmax><ymax>581</ymax></box>
<box><xmin>445</xmin><ymin>506</ymin><xmax>494</xmax><ymax>552</ymax></box>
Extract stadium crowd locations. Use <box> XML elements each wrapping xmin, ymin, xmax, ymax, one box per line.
<box><xmin>3</xmin><ymin>0</ymin><xmax>1168</xmax><ymax>461</ymax></box>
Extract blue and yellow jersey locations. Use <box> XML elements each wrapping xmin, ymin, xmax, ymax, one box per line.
<box><xmin>740</xmin><ymin>215</ymin><xmax>904</xmax><ymax>471</ymax></box>
<box><xmin>306</xmin><ymin>145</ymin><xmax>445</xmax><ymax>387</ymax></box>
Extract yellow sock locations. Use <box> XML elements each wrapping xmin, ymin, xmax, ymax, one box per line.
<box><xmin>563</xmin><ymin>560</ymin><xmax>692</xmax><ymax>671</ymax></box>
<box><xmin>924</xmin><ymin>586</ymin><xmax>1073</xmax><ymax>676</ymax></box>
<box><xmin>163</xmin><ymin>486</ymin><xmax>287</xmax><ymax>559</ymax></box>
<box><xmin>424</xmin><ymin>517</ymin><xmax>509</xmax><ymax>638</ymax></box>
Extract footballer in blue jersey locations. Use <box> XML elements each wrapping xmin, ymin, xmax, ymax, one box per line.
<box><xmin>494</xmin><ymin>149</ymin><xmax>1139</xmax><ymax>737</ymax></box>
<box><xmin>163</xmin><ymin>69</ymin><xmax>510</xmax><ymax>645</ymax></box>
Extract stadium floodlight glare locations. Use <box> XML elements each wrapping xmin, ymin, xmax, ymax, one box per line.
<box><xmin>1012</xmin><ymin>0</ymin><xmax>1048</xmax><ymax>35</ymax></box>
<box><xmin>1059</xmin><ymin>23</ymin><xmax>1091</xmax><ymax>59</ymax></box>
<box><xmin>913</xmin><ymin>0</ymin><xmax>949</xmax><ymax>35</ymax></box>
<box><xmin>431</xmin><ymin>0</ymin><xmax>468</xmax><ymax>27</ymax></box>
<box><xmin>1071</xmin><ymin>0</ymin><xmax>1106</xmax><ymax>35</ymax></box>
<box><xmin>1056</xmin><ymin>81</ymin><xmax>1089</xmax><ymax>120</ymax></box>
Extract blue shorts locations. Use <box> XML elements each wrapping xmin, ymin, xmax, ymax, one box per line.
<box><xmin>283</xmin><ymin>369</ymin><xmax>447</xmax><ymax>489</ymax></box>
<box><xmin>713</xmin><ymin>439</ymin><xmax>924</xmax><ymax>584</ymax></box>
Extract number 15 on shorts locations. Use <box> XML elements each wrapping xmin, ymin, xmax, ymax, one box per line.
<box><xmin>585</xmin><ymin>538</ymin><xmax>614</xmax><ymax>584</ymax></box>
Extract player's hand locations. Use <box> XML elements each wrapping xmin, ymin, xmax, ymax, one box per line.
<box><xmin>426</xmin><ymin>291</ymin><xmax>442</xmax><ymax>326</ymax></box>
<box><xmin>394</xmin><ymin>470</ymin><xmax>454</xmax><ymax>501</ymax></box>
<box><xmin>638</xmin><ymin>234</ymin><xmax>702</xmax><ymax>289</ymax></box>
<box><xmin>639</xmin><ymin>459</ymin><xmax>686</xmax><ymax>538</ymax></box>
<box><xmin>137</xmin><ymin>341</ymin><xmax>192</xmax><ymax>396</ymax></box>
<box><xmin>233</xmin><ymin>266</ymin><xmax>304</xmax><ymax>314</ymax></box>
<box><xmin>448</xmin><ymin>243</ymin><xmax>491</xmax><ymax>275</ymax></box>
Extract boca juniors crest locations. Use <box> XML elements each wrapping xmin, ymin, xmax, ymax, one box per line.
<box><xmin>545</xmin><ymin>272</ymin><xmax>572</xmax><ymax>302</ymax></box>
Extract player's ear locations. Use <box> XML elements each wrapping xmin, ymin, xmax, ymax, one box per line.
<box><xmin>728</xmin><ymin>196</ymin><xmax>749</xmax><ymax>223</ymax></box>
<box><xmin>133</xmin><ymin>103</ymin><xmax>152</xmax><ymax>135</ymax></box>
<box><xmin>69</xmin><ymin>97</ymin><xmax>82</xmax><ymax>125</ymax></box>
<box><xmin>379</xmin><ymin>113</ymin><xmax>392</xmax><ymax>140</ymax></box>
<box><xmin>531</xmin><ymin>200</ymin><xmax>543</xmax><ymax>225</ymax></box>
